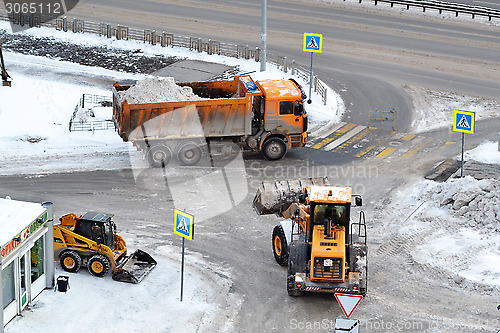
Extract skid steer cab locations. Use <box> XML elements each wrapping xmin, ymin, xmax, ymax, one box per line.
<box><xmin>253</xmin><ymin>177</ymin><xmax>367</xmax><ymax>297</ymax></box>
<box><xmin>53</xmin><ymin>212</ymin><xmax>157</xmax><ymax>284</ymax></box>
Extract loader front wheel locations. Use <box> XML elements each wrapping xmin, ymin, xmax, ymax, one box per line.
<box><xmin>88</xmin><ymin>254</ymin><xmax>111</xmax><ymax>277</ymax></box>
<box><xmin>60</xmin><ymin>251</ymin><xmax>82</xmax><ymax>273</ymax></box>
<box><xmin>262</xmin><ymin>138</ymin><xmax>287</xmax><ymax>161</ymax></box>
<box><xmin>272</xmin><ymin>225</ymin><xmax>289</xmax><ymax>266</ymax></box>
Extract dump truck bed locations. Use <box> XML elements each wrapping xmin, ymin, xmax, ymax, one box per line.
<box><xmin>113</xmin><ymin>76</ymin><xmax>261</xmax><ymax>142</ymax></box>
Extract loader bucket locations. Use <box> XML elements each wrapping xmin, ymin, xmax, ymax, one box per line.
<box><xmin>252</xmin><ymin>177</ymin><xmax>330</xmax><ymax>215</ymax></box>
<box><xmin>112</xmin><ymin>249</ymin><xmax>157</xmax><ymax>284</ymax></box>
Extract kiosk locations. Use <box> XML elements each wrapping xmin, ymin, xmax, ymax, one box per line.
<box><xmin>1</xmin><ymin>198</ymin><xmax>54</xmax><ymax>330</ymax></box>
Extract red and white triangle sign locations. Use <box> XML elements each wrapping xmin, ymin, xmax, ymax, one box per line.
<box><xmin>335</xmin><ymin>293</ymin><xmax>363</xmax><ymax>318</ymax></box>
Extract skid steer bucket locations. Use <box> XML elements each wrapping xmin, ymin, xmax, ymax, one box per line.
<box><xmin>253</xmin><ymin>177</ymin><xmax>330</xmax><ymax>215</ymax></box>
<box><xmin>112</xmin><ymin>249</ymin><xmax>157</xmax><ymax>284</ymax></box>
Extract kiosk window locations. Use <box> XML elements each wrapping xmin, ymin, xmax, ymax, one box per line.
<box><xmin>31</xmin><ymin>236</ymin><xmax>45</xmax><ymax>283</ymax></box>
<box><xmin>2</xmin><ymin>261</ymin><xmax>15</xmax><ymax>309</ymax></box>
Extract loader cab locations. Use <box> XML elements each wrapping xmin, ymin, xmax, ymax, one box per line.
<box><xmin>74</xmin><ymin>212</ymin><xmax>116</xmax><ymax>249</ymax></box>
<box><xmin>312</xmin><ymin>203</ymin><xmax>349</xmax><ymax>227</ymax></box>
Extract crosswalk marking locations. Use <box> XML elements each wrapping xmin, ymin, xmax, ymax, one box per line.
<box><xmin>401</xmin><ymin>134</ymin><xmax>416</xmax><ymax>141</ymax></box>
<box><xmin>355</xmin><ymin>131</ymin><xmax>396</xmax><ymax>158</ymax></box>
<box><xmin>323</xmin><ymin>125</ymin><xmax>367</xmax><ymax>151</ymax></box>
<box><xmin>401</xmin><ymin>137</ymin><xmax>431</xmax><ymax>158</ymax></box>
<box><xmin>309</xmin><ymin>122</ymin><xmax>347</xmax><ymax>148</ymax></box>
<box><xmin>377</xmin><ymin>147</ymin><xmax>396</xmax><ymax>158</ymax></box>
<box><xmin>336</xmin><ymin>123</ymin><xmax>357</xmax><ymax>134</ymax></box>
<box><xmin>331</xmin><ymin>128</ymin><xmax>369</xmax><ymax>153</ymax></box>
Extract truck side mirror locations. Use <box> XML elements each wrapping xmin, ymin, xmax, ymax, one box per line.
<box><xmin>355</xmin><ymin>197</ymin><xmax>362</xmax><ymax>207</ymax></box>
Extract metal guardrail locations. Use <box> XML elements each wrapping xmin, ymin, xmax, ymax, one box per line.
<box><xmin>368</xmin><ymin>110</ymin><xmax>396</xmax><ymax>130</ymax></box>
<box><xmin>0</xmin><ymin>10</ymin><xmax>327</xmax><ymax>104</ymax></box>
<box><xmin>69</xmin><ymin>94</ymin><xmax>113</xmax><ymax>132</ymax></box>
<box><xmin>353</xmin><ymin>0</ymin><xmax>500</xmax><ymax>20</ymax></box>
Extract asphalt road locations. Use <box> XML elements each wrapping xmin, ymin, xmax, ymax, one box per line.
<box><xmin>67</xmin><ymin>0</ymin><xmax>500</xmax><ymax>131</ymax></box>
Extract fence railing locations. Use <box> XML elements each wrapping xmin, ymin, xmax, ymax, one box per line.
<box><xmin>351</xmin><ymin>0</ymin><xmax>500</xmax><ymax>21</ymax></box>
<box><xmin>0</xmin><ymin>10</ymin><xmax>327</xmax><ymax>103</ymax></box>
<box><xmin>69</xmin><ymin>94</ymin><xmax>113</xmax><ymax>132</ymax></box>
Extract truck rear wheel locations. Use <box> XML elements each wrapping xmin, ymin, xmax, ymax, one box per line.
<box><xmin>60</xmin><ymin>251</ymin><xmax>82</xmax><ymax>273</ymax></box>
<box><xmin>147</xmin><ymin>145</ymin><xmax>172</xmax><ymax>168</ymax></box>
<box><xmin>287</xmin><ymin>236</ymin><xmax>308</xmax><ymax>297</ymax></box>
<box><xmin>88</xmin><ymin>254</ymin><xmax>111</xmax><ymax>277</ymax></box>
<box><xmin>272</xmin><ymin>225</ymin><xmax>289</xmax><ymax>266</ymax></box>
<box><xmin>177</xmin><ymin>142</ymin><xmax>202</xmax><ymax>166</ymax></box>
<box><xmin>262</xmin><ymin>138</ymin><xmax>287</xmax><ymax>161</ymax></box>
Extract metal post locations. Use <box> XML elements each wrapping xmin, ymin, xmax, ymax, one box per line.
<box><xmin>308</xmin><ymin>52</ymin><xmax>313</xmax><ymax>104</ymax></box>
<box><xmin>43</xmin><ymin>202</ymin><xmax>55</xmax><ymax>289</ymax></box>
<box><xmin>180</xmin><ymin>237</ymin><xmax>185</xmax><ymax>302</ymax></box>
<box><xmin>460</xmin><ymin>132</ymin><xmax>464</xmax><ymax>178</ymax></box>
<box><xmin>498</xmin><ymin>132</ymin><xmax>500</xmax><ymax>151</ymax></box>
<box><xmin>260</xmin><ymin>0</ymin><xmax>267</xmax><ymax>71</ymax></box>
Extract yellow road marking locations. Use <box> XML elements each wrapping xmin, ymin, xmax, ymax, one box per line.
<box><xmin>337</xmin><ymin>123</ymin><xmax>357</xmax><ymax>134</ymax></box>
<box><xmin>401</xmin><ymin>138</ymin><xmax>432</xmax><ymax>158</ymax></box>
<box><xmin>444</xmin><ymin>141</ymin><xmax>456</xmax><ymax>146</ymax></box>
<box><xmin>377</xmin><ymin>147</ymin><xmax>396</xmax><ymax>158</ymax></box>
<box><xmin>401</xmin><ymin>134</ymin><xmax>416</xmax><ymax>141</ymax></box>
<box><xmin>332</xmin><ymin>128</ymin><xmax>369</xmax><ymax>153</ymax></box>
<box><xmin>355</xmin><ymin>131</ymin><xmax>396</xmax><ymax>158</ymax></box>
<box><xmin>311</xmin><ymin>123</ymin><xmax>356</xmax><ymax>149</ymax></box>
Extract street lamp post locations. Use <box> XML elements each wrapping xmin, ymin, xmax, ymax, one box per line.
<box><xmin>261</xmin><ymin>0</ymin><xmax>267</xmax><ymax>71</ymax></box>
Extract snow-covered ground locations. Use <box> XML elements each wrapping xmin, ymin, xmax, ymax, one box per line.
<box><xmin>406</xmin><ymin>86</ymin><xmax>500</xmax><ymax>133</ymax></box>
<box><xmin>5</xmin><ymin>243</ymin><xmax>240</xmax><ymax>333</ymax></box>
<box><xmin>379</xmin><ymin>142</ymin><xmax>500</xmax><ymax>292</ymax></box>
<box><xmin>0</xmin><ymin>21</ymin><xmax>343</xmax><ymax>176</ymax></box>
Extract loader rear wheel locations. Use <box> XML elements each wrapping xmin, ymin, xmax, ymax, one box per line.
<box><xmin>147</xmin><ymin>145</ymin><xmax>172</xmax><ymax>168</ymax></box>
<box><xmin>177</xmin><ymin>142</ymin><xmax>202</xmax><ymax>166</ymax></box>
<box><xmin>60</xmin><ymin>251</ymin><xmax>82</xmax><ymax>273</ymax></box>
<box><xmin>272</xmin><ymin>225</ymin><xmax>289</xmax><ymax>266</ymax></box>
<box><xmin>262</xmin><ymin>138</ymin><xmax>287</xmax><ymax>161</ymax></box>
<box><xmin>88</xmin><ymin>254</ymin><xmax>111</xmax><ymax>277</ymax></box>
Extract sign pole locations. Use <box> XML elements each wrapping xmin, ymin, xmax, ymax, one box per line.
<box><xmin>173</xmin><ymin>208</ymin><xmax>194</xmax><ymax>302</ymax></box>
<box><xmin>260</xmin><ymin>0</ymin><xmax>267</xmax><ymax>72</ymax></box>
<box><xmin>180</xmin><ymin>237</ymin><xmax>185</xmax><ymax>302</ymax></box>
<box><xmin>308</xmin><ymin>52</ymin><xmax>313</xmax><ymax>104</ymax></box>
<box><xmin>461</xmin><ymin>132</ymin><xmax>464</xmax><ymax>178</ymax></box>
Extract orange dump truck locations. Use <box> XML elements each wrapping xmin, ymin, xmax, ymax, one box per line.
<box><xmin>112</xmin><ymin>75</ymin><xmax>308</xmax><ymax>167</ymax></box>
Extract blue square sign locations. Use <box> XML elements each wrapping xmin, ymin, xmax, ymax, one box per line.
<box><xmin>453</xmin><ymin>110</ymin><xmax>475</xmax><ymax>134</ymax></box>
<box><xmin>174</xmin><ymin>209</ymin><xmax>194</xmax><ymax>240</ymax></box>
<box><xmin>303</xmin><ymin>33</ymin><xmax>323</xmax><ymax>53</ymax></box>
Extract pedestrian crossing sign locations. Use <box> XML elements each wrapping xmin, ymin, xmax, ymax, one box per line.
<box><xmin>453</xmin><ymin>110</ymin><xmax>475</xmax><ymax>134</ymax></box>
<box><xmin>303</xmin><ymin>33</ymin><xmax>323</xmax><ymax>53</ymax></box>
<box><xmin>174</xmin><ymin>209</ymin><xmax>194</xmax><ymax>240</ymax></box>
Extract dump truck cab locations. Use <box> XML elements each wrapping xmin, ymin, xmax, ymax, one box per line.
<box><xmin>256</xmin><ymin>78</ymin><xmax>308</xmax><ymax>150</ymax></box>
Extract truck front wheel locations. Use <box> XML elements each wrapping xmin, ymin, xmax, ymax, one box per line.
<box><xmin>147</xmin><ymin>145</ymin><xmax>172</xmax><ymax>168</ymax></box>
<box><xmin>272</xmin><ymin>225</ymin><xmax>289</xmax><ymax>266</ymax></box>
<box><xmin>262</xmin><ymin>138</ymin><xmax>287</xmax><ymax>161</ymax></box>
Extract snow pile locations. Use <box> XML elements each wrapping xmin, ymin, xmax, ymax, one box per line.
<box><xmin>384</xmin><ymin>176</ymin><xmax>500</xmax><ymax>289</ymax></box>
<box><xmin>430</xmin><ymin>176</ymin><xmax>500</xmax><ymax>231</ymax></box>
<box><xmin>120</xmin><ymin>77</ymin><xmax>202</xmax><ymax>104</ymax></box>
<box><xmin>466</xmin><ymin>141</ymin><xmax>500</xmax><ymax>165</ymax></box>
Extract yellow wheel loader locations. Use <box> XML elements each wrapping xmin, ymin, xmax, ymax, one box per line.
<box><xmin>53</xmin><ymin>212</ymin><xmax>157</xmax><ymax>283</ymax></box>
<box><xmin>253</xmin><ymin>177</ymin><xmax>367</xmax><ymax>296</ymax></box>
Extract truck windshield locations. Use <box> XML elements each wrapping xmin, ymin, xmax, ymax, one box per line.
<box><xmin>313</xmin><ymin>204</ymin><xmax>348</xmax><ymax>226</ymax></box>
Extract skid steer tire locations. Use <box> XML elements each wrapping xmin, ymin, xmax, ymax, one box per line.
<box><xmin>60</xmin><ymin>251</ymin><xmax>82</xmax><ymax>273</ymax></box>
<box><xmin>272</xmin><ymin>225</ymin><xmax>289</xmax><ymax>266</ymax></box>
<box><xmin>287</xmin><ymin>236</ymin><xmax>308</xmax><ymax>297</ymax></box>
<box><xmin>88</xmin><ymin>254</ymin><xmax>111</xmax><ymax>277</ymax></box>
